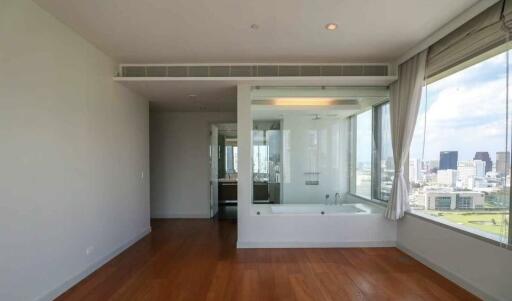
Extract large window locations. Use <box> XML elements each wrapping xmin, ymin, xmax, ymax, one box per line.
<box><xmin>409</xmin><ymin>49</ymin><xmax>511</xmax><ymax>243</ymax></box>
<box><xmin>351</xmin><ymin>110</ymin><xmax>373</xmax><ymax>199</ymax></box>
<box><xmin>374</xmin><ymin>103</ymin><xmax>394</xmax><ymax>201</ymax></box>
<box><xmin>350</xmin><ymin>103</ymin><xmax>393</xmax><ymax>202</ymax></box>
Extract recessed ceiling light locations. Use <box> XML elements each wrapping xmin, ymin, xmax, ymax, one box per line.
<box><xmin>250</xmin><ymin>24</ymin><xmax>259</xmax><ymax>30</ymax></box>
<box><xmin>325</xmin><ymin>23</ymin><xmax>337</xmax><ymax>31</ymax></box>
<box><xmin>188</xmin><ymin>94</ymin><xmax>197</xmax><ymax>98</ymax></box>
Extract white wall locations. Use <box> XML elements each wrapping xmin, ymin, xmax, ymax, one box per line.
<box><xmin>0</xmin><ymin>1</ymin><xmax>150</xmax><ymax>300</ymax></box>
<box><xmin>150</xmin><ymin>111</ymin><xmax>236</xmax><ymax>218</ymax></box>
<box><xmin>397</xmin><ymin>215</ymin><xmax>512</xmax><ymax>301</ymax></box>
<box><xmin>281</xmin><ymin>115</ymin><xmax>350</xmax><ymax>203</ymax></box>
<box><xmin>237</xmin><ymin>85</ymin><xmax>396</xmax><ymax>247</ymax></box>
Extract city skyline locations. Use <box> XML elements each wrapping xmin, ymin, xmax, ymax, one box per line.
<box><xmin>409</xmin><ymin>150</ymin><xmax>511</xmax><ymax>171</ymax></box>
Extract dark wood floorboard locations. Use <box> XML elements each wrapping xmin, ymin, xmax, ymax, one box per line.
<box><xmin>56</xmin><ymin>219</ymin><xmax>480</xmax><ymax>301</ymax></box>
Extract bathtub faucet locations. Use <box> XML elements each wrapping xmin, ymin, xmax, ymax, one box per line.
<box><xmin>334</xmin><ymin>193</ymin><xmax>340</xmax><ymax>205</ymax></box>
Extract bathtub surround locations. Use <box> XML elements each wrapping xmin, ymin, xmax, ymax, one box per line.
<box><xmin>237</xmin><ymin>85</ymin><xmax>397</xmax><ymax>248</ymax></box>
<box><xmin>0</xmin><ymin>1</ymin><xmax>150</xmax><ymax>300</ymax></box>
<box><xmin>385</xmin><ymin>50</ymin><xmax>427</xmax><ymax>221</ymax></box>
<box><xmin>260</xmin><ymin>202</ymin><xmax>384</xmax><ymax>215</ymax></box>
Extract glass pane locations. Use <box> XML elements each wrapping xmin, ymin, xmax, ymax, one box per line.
<box><xmin>409</xmin><ymin>50</ymin><xmax>510</xmax><ymax>243</ymax></box>
<box><xmin>225</xmin><ymin>146</ymin><xmax>234</xmax><ymax>173</ymax></box>
<box><xmin>252</xmin><ymin>114</ymin><xmax>349</xmax><ymax>204</ymax></box>
<box><xmin>252</xmin><ymin>121</ymin><xmax>282</xmax><ymax>203</ymax></box>
<box><xmin>355</xmin><ymin>110</ymin><xmax>372</xmax><ymax>198</ymax></box>
<box><xmin>376</xmin><ymin>103</ymin><xmax>394</xmax><ymax>201</ymax></box>
<box><xmin>233</xmin><ymin>146</ymin><xmax>238</xmax><ymax>173</ymax></box>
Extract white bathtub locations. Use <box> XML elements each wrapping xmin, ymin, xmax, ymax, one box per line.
<box><xmin>259</xmin><ymin>202</ymin><xmax>384</xmax><ymax>215</ymax></box>
<box><xmin>243</xmin><ymin>201</ymin><xmax>396</xmax><ymax>248</ymax></box>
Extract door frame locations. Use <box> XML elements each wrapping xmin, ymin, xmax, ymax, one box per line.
<box><xmin>208</xmin><ymin>121</ymin><xmax>237</xmax><ymax>218</ymax></box>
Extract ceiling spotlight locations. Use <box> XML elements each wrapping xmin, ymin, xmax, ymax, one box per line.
<box><xmin>325</xmin><ymin>23</ymin><xmax>337</xmax><ymax>31</ymax></box>
<box><xmin>188</xmin><ymin>94</ymin><xmax>197</xmax><ymax>98</ymax></box>
<box><xmin>250</xmin><ymin>24</ymin><xmax>259</xmax><ymax>30</ymax></box>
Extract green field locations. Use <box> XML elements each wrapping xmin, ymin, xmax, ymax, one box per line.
<box><xmin>425</xmin><ymin>211</ymin><xmax>509</xmax><ymax>238</ymax></box>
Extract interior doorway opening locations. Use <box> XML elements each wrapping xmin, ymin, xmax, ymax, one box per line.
<box><xmin>210</xmin><ymin>123</ymin><xmax>238</xmax><ymax>220</ymax></box>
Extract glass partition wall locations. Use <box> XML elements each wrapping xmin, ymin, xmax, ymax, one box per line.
<box><xmin>250</xmin><ymin>88</ymin><xmax>389</xmax><ymax>206</ymax></box>
<box><xmin>252</xmin><ymin>112</ymin><xmax>350</xmax><ymax>205</ymax></box>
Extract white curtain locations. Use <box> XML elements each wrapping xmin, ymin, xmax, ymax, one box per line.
<box><xmin>385</xmin><ymin>50</ymin><xmax>427</xmax><ymax>220</ymax></box>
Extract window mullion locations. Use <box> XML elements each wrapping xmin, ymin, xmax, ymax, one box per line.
<box><xmin>372</xmin><ymin>105</ymin><xmax>381</xmax><ymax>201</ymax></box>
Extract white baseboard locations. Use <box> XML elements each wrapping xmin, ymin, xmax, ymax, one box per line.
<box><xmin>397</xmin><ymin>243</ymin><xmax>498</xmax><ymax>301</ymax></box>
<box><xmin>151</xmin><ymin>212</ymin><xmax>210</xmax><ymax>219</ymax></box>
<box><xmin>37</xmin><ymin>226</ymin><xmax>152</xmax><ymax>301</ymax></box>
<box><xmin>237</xmin><ymin>240</ymin><xmax>396</xmax><ymax>249</ymax></box>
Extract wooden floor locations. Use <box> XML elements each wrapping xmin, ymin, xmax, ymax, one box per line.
<box><xmin>57</xmin><ymin>219</ymin><xmax>479</xmax><ymax>301</ymax></box>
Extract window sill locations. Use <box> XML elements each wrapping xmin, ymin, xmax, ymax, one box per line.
<box><xmin>347</xmin><ymin>193</ymin><xmax>388</xmax><ymax>208</ymax></box>
<box><xmin>405</xmin><ymin>211</ymin><xmax>511</xmax><ymax>251</ymax></box>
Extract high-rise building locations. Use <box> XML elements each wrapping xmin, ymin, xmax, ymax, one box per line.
<box><xmin>437</xmin><ymin>169</ymin><xmax>457</xmax><ymax>187</ymax></box>
<box><xmin>496</xmin><ymin>151</ymin><xmax>510</xmax><ymax>176</ymax></box>
<box><xmin>473</xmin><ymin>152</ymin><xmax>492</xmax><ymax>173</ymax></box>
<box><xmin>457</xmin><ymin>160</ymin><xmax>485</xmax><ymax>189</ymax></box>
<box><xmin>439</xmin><ymin>151</ymin><xmax>458</xmax><ymax>170</ymax></box>
<box><xmin>473</xmin><ymin>160</ymin><xmax>486</xmax><ymax>178</ymax></box>
<box><xmin>409</xmin><ymin>158</ymin><xmax>421</xmax><ymax>184</ymax></box>
<box><xmin>424</xmin><ymin>160</ymin><xmax>439</xmax><ymax>173</ymax></box>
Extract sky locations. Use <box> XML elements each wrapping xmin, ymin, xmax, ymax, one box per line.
<box><xmin>356</xmin><ymin>110</ymin><xmax>373</xmax><ymax>163</ymax></box>
<box><xmin>409</xmin><ymin>50</ymin><xmax>511</xmax><ymax>163</ymax></box>
<box><xmin>356</xmin><ymin>50</ymin><xmax>511</xmax><ymax>164</ymax></box>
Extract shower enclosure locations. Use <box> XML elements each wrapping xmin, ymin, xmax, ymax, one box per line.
<box><xmin>252</xmin><ymin>113</ymin><xmax>350</xmax><ymax>205</ymax></box>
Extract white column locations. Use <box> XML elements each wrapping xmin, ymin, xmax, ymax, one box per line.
<box><xmin>236</xmin><ymin>83</ymin><xmax>252</xmax><ymax>246</ymax></box>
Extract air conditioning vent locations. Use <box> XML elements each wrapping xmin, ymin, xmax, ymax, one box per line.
<box><xmin>120</xmin><ymin>64</ymin><xmax>388</xmax><ymax>77</ymax></box>
<box><xmin>146</xmin><ymin>66</ymin><xmax>166</xmax><ymax>77</ymax></box>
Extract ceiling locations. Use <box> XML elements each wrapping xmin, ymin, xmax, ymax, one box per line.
<box><xmin>35</xmin><ymin>0</ymin><xmax>478</xmax><ymax>64</ymax></box>
<box><xmin>117</xmin><ymin>80</ymin><xmax>237</xmax><ymax>112</ymax></box>
<box><xmin>35</xmin><ymin>0</ymin><xmax>479</xmax><ymax>112</ymax></box>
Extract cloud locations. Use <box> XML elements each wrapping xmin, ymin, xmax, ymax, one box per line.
<box><xmin>410</xmin><ymin>51</ymin><xmax>511</xmax><ymax>162</ymax></box>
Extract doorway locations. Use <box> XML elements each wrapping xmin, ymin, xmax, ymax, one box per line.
<box><xmin>210</xmin><ymin>123</ymin><xmax>238</xmax><ymax>220</ymax></box>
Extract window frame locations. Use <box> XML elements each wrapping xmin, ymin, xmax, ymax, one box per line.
<box><xmin>372</xmin><ymin>101</ymin><xmax>393</xmax><ymax>202</ymax></box>
<box><xmin>349</xmin><ymin>100</ymin><xmax>393</xmax><ymax>204</ymax></box>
